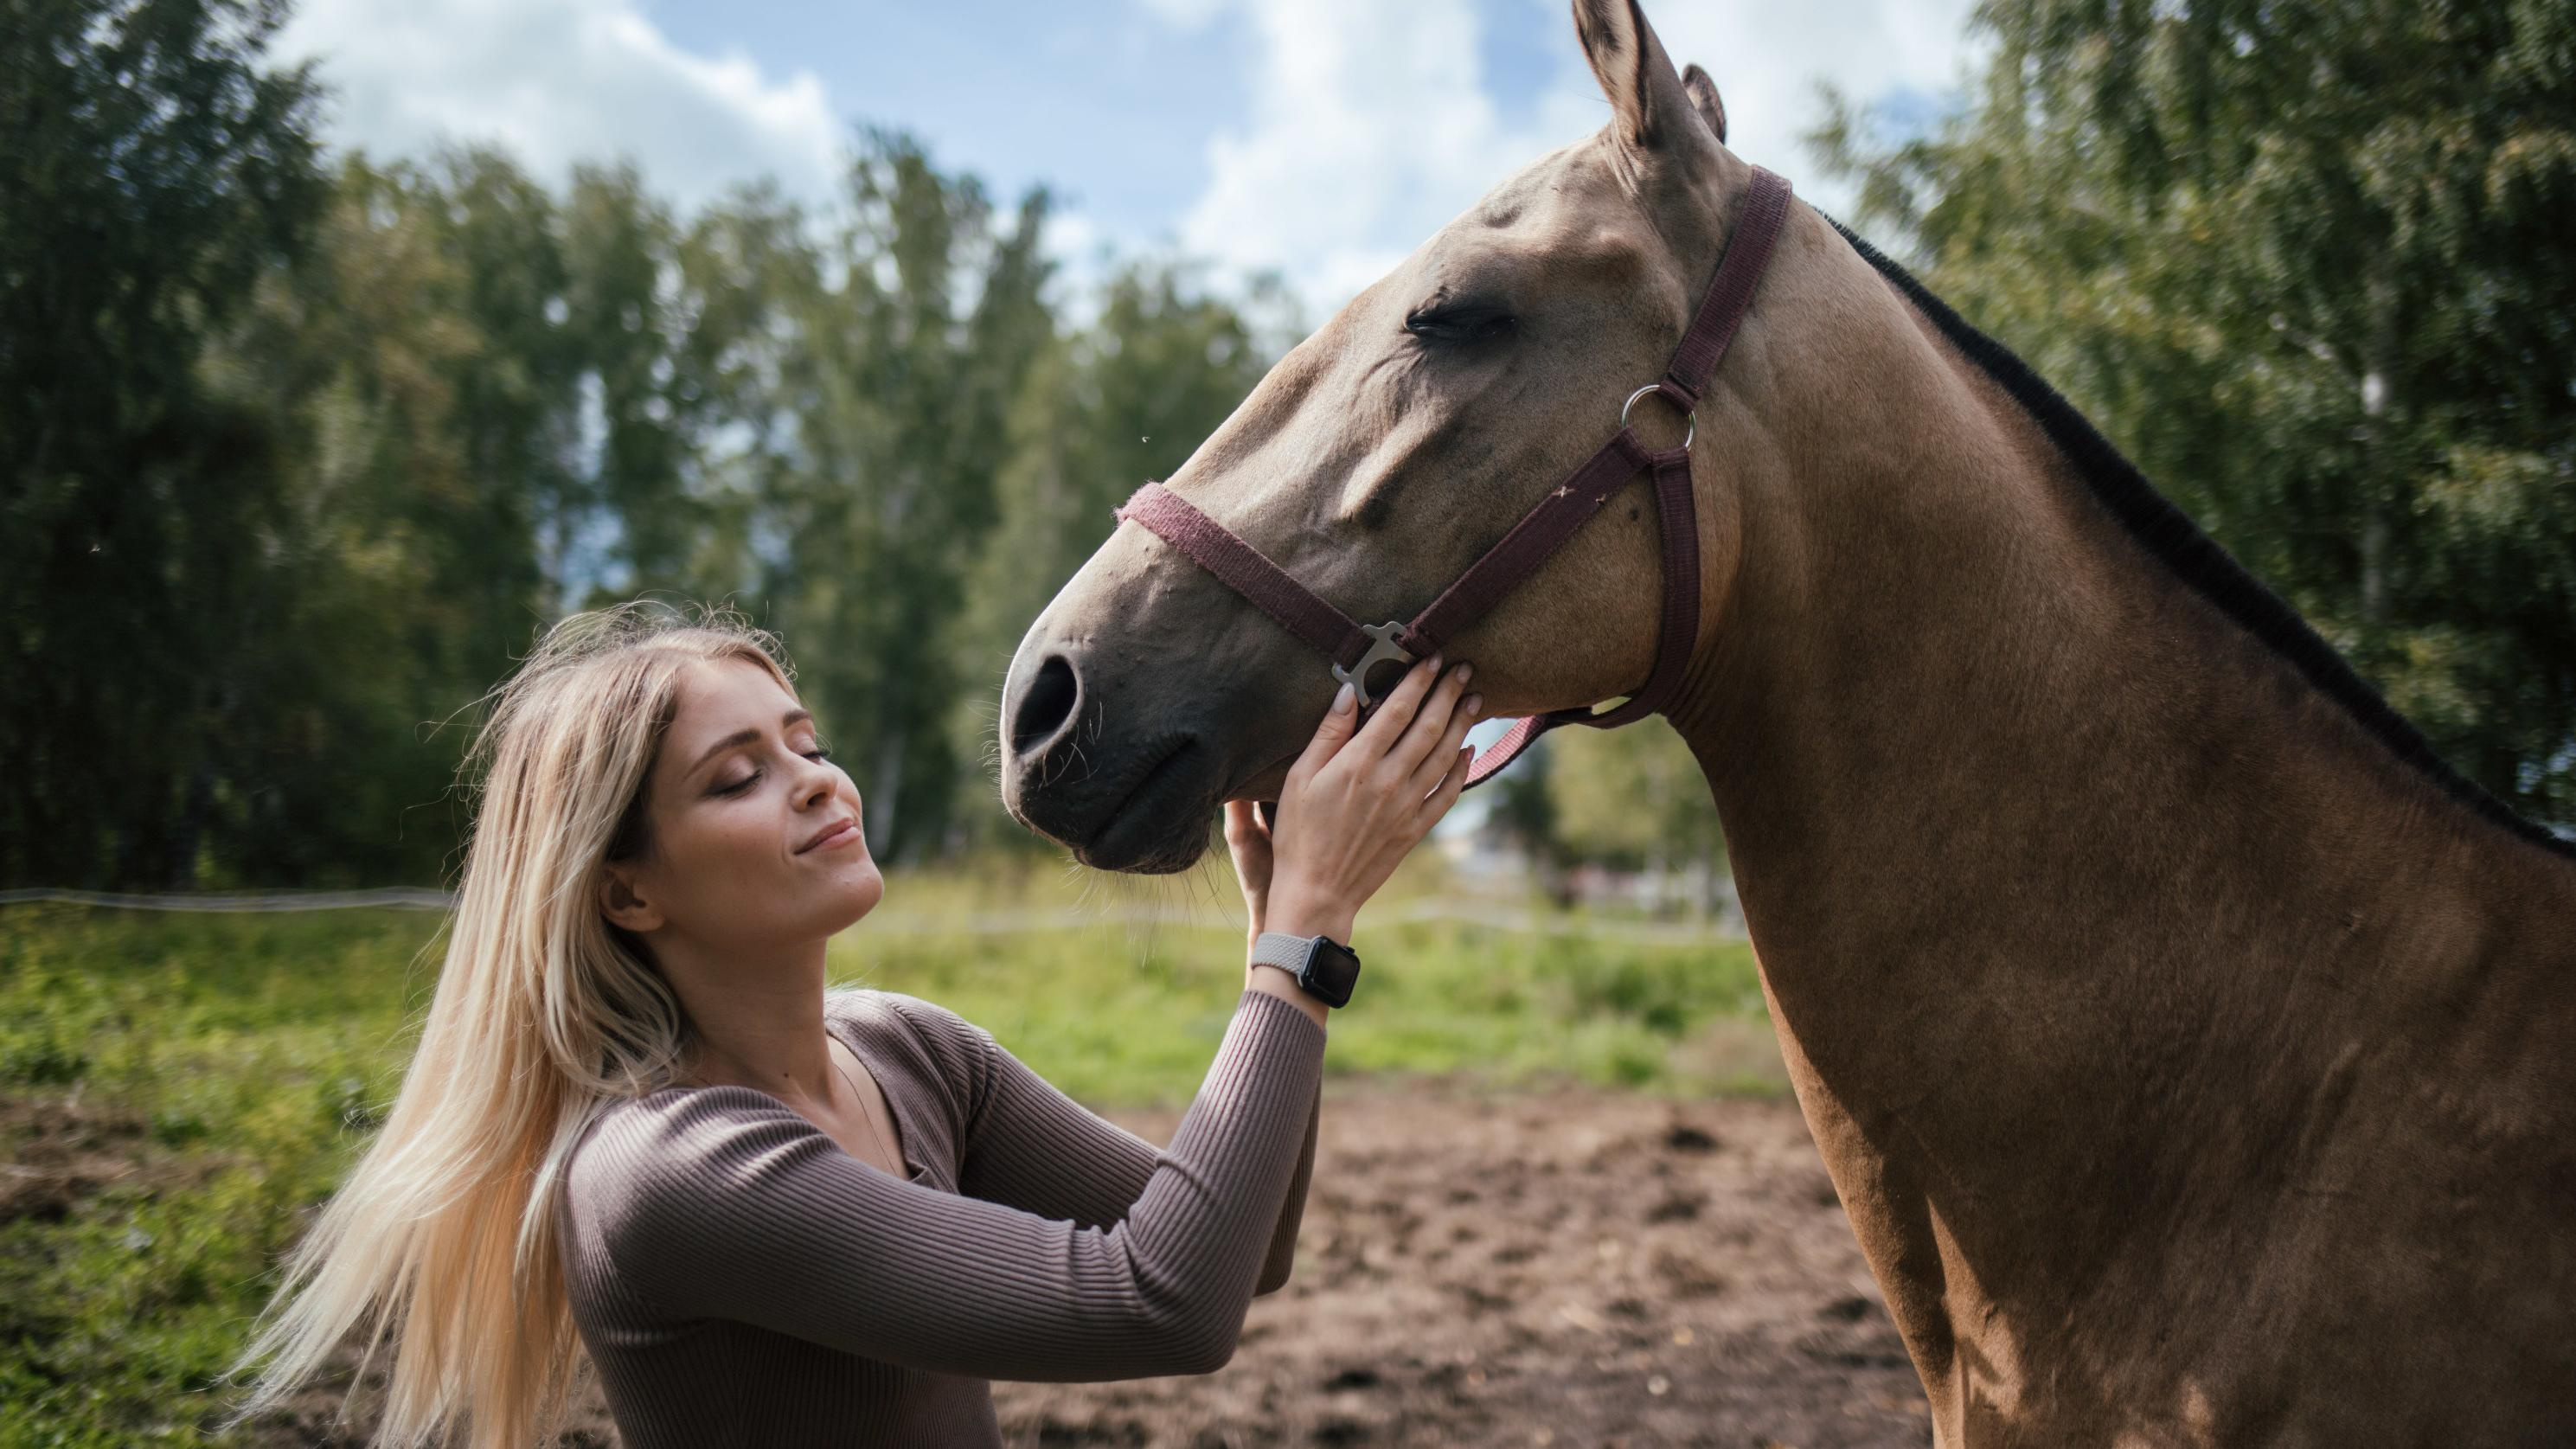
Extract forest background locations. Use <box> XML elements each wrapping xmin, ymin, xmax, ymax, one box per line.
<box><xmin>5</xmin><ymin>0</ymin><xmax>2572</xmax><ymax>896</ymax></box>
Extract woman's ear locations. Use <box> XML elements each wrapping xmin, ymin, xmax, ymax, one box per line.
<box><xmin>599</xmin><ymin>866</ymin><xmax>664</xmax><ymax>935</ymax></box>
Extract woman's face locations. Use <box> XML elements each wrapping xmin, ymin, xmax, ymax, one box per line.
<box><xmin>604</xmin><ymin>657</ymin><xmax>883</xmax><ymax>951</ymax></box>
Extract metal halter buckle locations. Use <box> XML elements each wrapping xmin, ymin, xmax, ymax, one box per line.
<box><xmin>1330</xmin><ymin>620</ymin><xmax>1417</xmax><ymax>710</ymax></box>
<box><xmin>1621</xmin><ymin>383</ymin><xmax>1696</xmax><ymax>450</ymax></box>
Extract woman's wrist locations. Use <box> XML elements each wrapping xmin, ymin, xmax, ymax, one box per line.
<box><xmin>1242</xmin><ymin>894</ymin><xmax>1347</xmax><ymax>1029</ymax></box>
<box><xmin>1260</xmin><ymin>889</ymin><xmax>1355</xmax><ymax>945</ymax></box>
<box><xmin>1244</xmin><ymin>958</ymin><xmax>1331</xmax><ymax>1027</ymax></box>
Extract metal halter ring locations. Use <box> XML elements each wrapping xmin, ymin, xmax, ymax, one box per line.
<box><xmin>1330</xmin><ymin>620</ymin><xmax>1418</xmax><ymax>711</ymax></box>
<box><xmin>1620</xmin><ymin>383</ymin><xmax>1696</xmax><ymax>451</ymax></box>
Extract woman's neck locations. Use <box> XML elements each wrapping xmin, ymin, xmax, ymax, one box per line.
<box><xmin>654</xmin><ymin>931</ymin><xmax>837</xmax><ymax>1104</ymax></box>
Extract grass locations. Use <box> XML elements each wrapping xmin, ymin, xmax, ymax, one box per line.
<box><xmin>0</xmin><ymin>862</ymin><xmax>1771</xmax><ymax>1446</ymax></box>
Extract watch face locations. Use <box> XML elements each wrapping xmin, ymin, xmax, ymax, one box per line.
<box><xmin>1298</xmin><ymin>937</ymin><xmax>1362</xmax><ymax>1008</ymax></box>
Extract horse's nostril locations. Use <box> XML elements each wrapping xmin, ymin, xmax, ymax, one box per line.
<box><xmin>1010</xmin><ymin>654</ymin><xmax>1080</xmax><ymax>755</ymax></box>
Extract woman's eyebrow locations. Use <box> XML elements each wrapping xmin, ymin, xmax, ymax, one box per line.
<box><xmin>687</xmin><ymin>710</ymin><xmax>816</xmax><ymax>778</ymax></box>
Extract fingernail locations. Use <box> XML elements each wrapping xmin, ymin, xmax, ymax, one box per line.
<box><xmin>1455</xmin><ymin>663</ymin><xmax>1473</xmax><ymax>683</ymax></box>
<box><xmin>1426</xmin><ymin>653</ymin><xmax>1443</xmax><ymax>673</ymax></box>
<box><xmin>1465</xmin><ymin>694</ymin><xmax>1483</xmax><ymax>716</ymax></box>
<box><xmin>1330</xmin><ymin>682</ymin><xmax>1355</xmax><ymax>714</ymax></box>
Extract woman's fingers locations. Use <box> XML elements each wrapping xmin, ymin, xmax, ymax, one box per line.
<box><xmin>1408</xmin><ymin>689</ymin><xmax>1483</xmax><ymax>798</ymax></box>
<box><xmin>1388</xmin><ymin>664</ymin><xmax>1473</xmax><ymax>779</ymax></box>
<box><xmin>1415</xmin><ymin>742</ymin><xmax>1472</xmax><ymax>829</ymax></box>
<box><xmin>1349</xmin><ymin>653</ymin><xmax>1444</xmax><ymax>760</ymax></box>
<box><xmin>1222</xmin><ymin>798</ymin><xmax>1266</xmax><ymax>845</ymax></box>
<box><xmin>1288</xmin><ymin>681</ymin><xmax>1362</xmax><ymax>782</ymax></box>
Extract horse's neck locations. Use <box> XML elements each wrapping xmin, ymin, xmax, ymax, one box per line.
<box><xmin>1669</xmin><ymin>227</ymin><xmax>2569</xmax><ymax>1287</ymax></box>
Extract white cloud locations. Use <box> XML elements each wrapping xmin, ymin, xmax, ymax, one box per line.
<box><xmin>1624</xmin><ymin>0</ymin><xmax>1984</xmax><ymax>205</ymax></box>
<box><xmin>274</xmin><ymin>0</ymin><xmax>846</xmax><ymax>211</ymax></box>
<box><xmin>1171</xmin><ymin>0</ymin><xmax>1554</xmax><ymax>310</ymax></box>
<box><xmin>1160</xmin><ymin>0</ymin><xmax>1983</xmax><ymax>315</ymax></box>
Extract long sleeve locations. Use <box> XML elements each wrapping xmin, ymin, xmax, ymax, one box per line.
<box><xmin>567</xmin><ymin>990</ymin><xmax>1323</xmax><ymax>1384</ymax></box>
<box><xmin>1254</xmin><ymin>1081</ymin><xmax>1319</xmax><ymax>1293</ymax></box>
<box><xmin>888</xmin><ymin>997</ymin><xmax>1319</xmax><ymax>1294</ymax></box>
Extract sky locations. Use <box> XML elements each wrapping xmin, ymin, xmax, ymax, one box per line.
<box><xmin>272</xmin><ymin>0</ymin><xmax>1986</xmax><ymax>317</ymax></box>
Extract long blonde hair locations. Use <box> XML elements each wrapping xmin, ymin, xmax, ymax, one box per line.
<box><xmin>228</xmin><ymin>602</ymin><xmax>797</xmax><ymax>1447</ymax></box>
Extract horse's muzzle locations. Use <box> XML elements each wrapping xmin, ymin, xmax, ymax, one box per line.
<box><xmin>1000</xmin><ymin>641</ymin><xmax>1224</xmax><ymax>873</ymax></box>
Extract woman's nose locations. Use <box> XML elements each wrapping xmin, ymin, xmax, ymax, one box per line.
<box><xmin>793</xmin><ymin>759</ymin><xmax>836</xmax><ymax>810</ymax></box>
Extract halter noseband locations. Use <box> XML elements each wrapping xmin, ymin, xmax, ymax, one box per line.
<box><xmin>1113</xmin><ymin>167</ymin><xmax>1793</xmax><ymax>790</ymax></box>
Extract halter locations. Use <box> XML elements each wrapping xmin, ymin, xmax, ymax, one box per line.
<box><xmin>1114</xmin><ymin>167</ymin><xmax>1793</xmax><ymax>790</ymax></box>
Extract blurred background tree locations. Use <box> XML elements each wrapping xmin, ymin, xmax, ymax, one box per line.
<box><xmin>1815</xmin><ymin>0</ymin><xmax>2576</xmax><ymax>822</ymax></box>
<box><xmin>2</xmin><ymin>0</ymin><xmax>328</xmax><ymax>888</ymax></box>
<box><xmin>1548</xmin><ymin>728</ymin><xmax>1730</xmax><ymax>916</ymax></box>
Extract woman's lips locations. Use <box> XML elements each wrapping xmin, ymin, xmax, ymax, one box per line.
<box><xmin>799</xmin><ymin>818</ymin><xmax>862</xmax><ymax>854</ymax></box>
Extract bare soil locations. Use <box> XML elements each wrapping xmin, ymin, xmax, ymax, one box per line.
<box><xmin>0</xmin><ymin>1092</ymin><xmax>237</xmax><ymax>1226</ymax></box>
<box><xmin>989</xmin><ymin>1085</ymin><xmax>1930</xmax><ymax>1449</ymax></box>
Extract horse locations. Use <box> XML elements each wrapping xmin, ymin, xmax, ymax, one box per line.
<box><xmin>996</xmin><ymin>3</ymin><xmax>2576</xmax><ymax>1442</ymax></box>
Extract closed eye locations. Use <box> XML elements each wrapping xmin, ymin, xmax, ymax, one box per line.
<box><xmin>710</xmin><ymin>747</ymin><xmax>830</xmax><ymax>798</ymax></box>
<box><xmin>1403</xmin><ymin>302</ymin><xmax>1515</xmax><ymax>345</ymax></box>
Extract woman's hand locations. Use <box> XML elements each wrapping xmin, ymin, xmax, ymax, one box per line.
<box><xmin>1221</xmin><ymin>798</ymin><xmax>1275</xmax><ymax>946</ymax></box>
<box><xmin>1258</xmin><ymin>655</ymin><xmax>1483</xmax><ymax>946</ymax></box>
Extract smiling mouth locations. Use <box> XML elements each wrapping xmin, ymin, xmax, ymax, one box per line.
<box><xmin>799</xmin><ymin>819</ymin><xmax>862</xmax><ymax>854</ymax></box>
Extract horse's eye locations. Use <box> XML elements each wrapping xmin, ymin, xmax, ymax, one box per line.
<box><xmin>1404</xmin><ymin>303</ymin><xmax>1515</xmax><ymax>344</ymax></box>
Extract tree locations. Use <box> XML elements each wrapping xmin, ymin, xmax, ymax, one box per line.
<box><xmin>1</xmin><ymin>0</ymin><xmax>328</xmax><ymax>887</ymax></box>
<box><xmin>1815</xmin><ymin>0</ymin><xmax>2576</xmax><ymax>824</ymax></box>
<box><xmin>946</xmin><ymin>260</ymin><xmax>1283</xmax><ymax>847</ymax></box>
<box><xmin>2</xmin><ymin>22</ymin><xmax>1287</xmax><ymax>884</ymax></box>
<box><xmin>1545</xmin><ymin>726</ymin><xmax>1729</xmax><ymax>915</ymax></box>
<box><xmin>743</xmin><ymin>135</ymin><xmax>1057</xmax><ymax>860</ymax></box>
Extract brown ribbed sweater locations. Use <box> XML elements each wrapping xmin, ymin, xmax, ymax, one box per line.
<box><xmin>556</xmin><ymin>988</ymin><xmax>1324</xmax><ymax>1447</ymax></box>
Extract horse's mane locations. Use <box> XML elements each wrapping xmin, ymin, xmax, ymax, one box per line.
<box><xmin>1825</xmin><ymin>217</ymin><xmax>2575</xmax><ymax>862</ymax></box>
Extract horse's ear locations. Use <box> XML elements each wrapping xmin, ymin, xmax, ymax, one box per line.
<box><xmin>1572</xmin><ymin>0</ymin><xmax>1696</xmax><ymax>151</ymax></box>
<box><xmin>1680</xmin><ymin>63</ymin><xmax>1727</xmax><ymax>144</ymax></box>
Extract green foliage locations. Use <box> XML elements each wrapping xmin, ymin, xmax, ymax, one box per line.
<box><xmin>1814</xmin><ymin>0</ymin><xmax>2576</xmax><ymax>824</ymax></box>
<box><xmin>0</xmin><ymin>0</ymin><xmax>1282</xmax><ymax>886</ymax></box>
<box><xmin>0</xmin><ymin>0</ymin><xmax>329</xmax><ymax>889</ymax></box>
<box><xmin>0</xmin><ymin>890</ymin><xmax>1768</xmax><ymax>1442</ymax></box>
<box><xmin>0</xmin><ymin>906</ymin><xmax>430</xmax><ymax>1445</ymax></box>
<box><xmin>1545</xmin><ymin>726</ymin><xmax>1725</xmax><ymax>875</ymax></box>
<box><xmin>744</xmin><ymin>136</ymin><xmax>1058</xmax><ymax>859</ymax></box>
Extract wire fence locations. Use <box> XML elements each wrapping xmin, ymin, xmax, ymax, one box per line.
<box><xmin>0</xmin><ymin>888</ymin><xmax>1744</xmax><ymax>946</ymax></box>
<box><xmin>0</xmin><ymin>887</ymin><xmax>454</xmax><ymax>913</ymax></box>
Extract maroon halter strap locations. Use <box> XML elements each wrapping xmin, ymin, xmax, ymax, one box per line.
<box><xmin>1115</xmin><ymin>167</ymin><xmax>1793</xmax><ymax>788</ymax></box>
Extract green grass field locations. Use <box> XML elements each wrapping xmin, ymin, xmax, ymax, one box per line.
<box><xmin>0</xmin><ymin>865</ymin><xmax>1769</xmax><ymax>1446</ymax></box>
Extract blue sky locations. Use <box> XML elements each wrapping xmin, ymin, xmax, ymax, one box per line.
<box><xmin>273</xmin><ymin>0</ymin><xmax>1983</xmax><ymax>316</ymax></box>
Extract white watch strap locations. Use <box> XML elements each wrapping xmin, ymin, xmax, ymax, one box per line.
<box><xmin>1251</xmin><ymin>931</ymin><xmax>1320</xmax><ymax>975</ymax></box>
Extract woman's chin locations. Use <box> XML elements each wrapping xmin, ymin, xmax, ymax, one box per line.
<box><xmin>823</xmin><ymin>859</ymin><xmax>886</xmax><ymax>933</ymax></box>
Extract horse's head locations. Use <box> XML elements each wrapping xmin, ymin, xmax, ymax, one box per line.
<box><xmin>1002</xmin><ymin>1</ymin><xmax>1775</xmax><ymax>872</ymax></box>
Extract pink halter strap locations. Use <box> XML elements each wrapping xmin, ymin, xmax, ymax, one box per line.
<box><xmin>1115</xmin><ymin>167</ymin><xmax>1793</xmax><ymax>788</ymax></box>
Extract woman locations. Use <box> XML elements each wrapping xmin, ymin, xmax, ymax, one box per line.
<box><xmin>229</xmin><ymin>603</ymin><xmax>1482</xmax><ymax>1448</ymax></box>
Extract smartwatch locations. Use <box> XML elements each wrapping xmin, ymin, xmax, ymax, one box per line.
<box><xmin>1250</xmin><ymin>931</ymin><xmax>1363</xmax><ymax>1009</ymax></box>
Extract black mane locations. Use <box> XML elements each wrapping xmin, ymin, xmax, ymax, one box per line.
<box><xmin>1827</xmin><ymin>219</ymin><xmax>2574</xmax><ymax>862</ymax></box>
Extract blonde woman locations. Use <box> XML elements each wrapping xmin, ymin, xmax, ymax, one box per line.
<box><xmin>229</xmin><ymin>604</ymin><xmax>1483</xmax><ymax>1448</ymax></box>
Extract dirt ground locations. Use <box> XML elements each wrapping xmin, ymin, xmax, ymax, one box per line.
<box><xmin>983</xmin><ymin>1086</ymin><xmax>1932</xmax><ymax>1449</ymax></box>
<box><xmin>225</xmin><ymin>1085</ymin><xmax>1932</xmax><ymax>1448</ymax></box>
